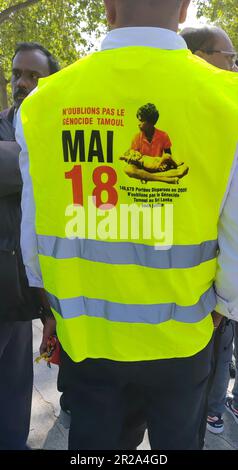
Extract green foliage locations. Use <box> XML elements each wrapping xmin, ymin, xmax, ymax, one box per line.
<box><xmin>0</xmin><ymin>0</ymin><xmax>106</xmax><ymax>108</ymax></box>
<box><xmin>196</xmin><ymin>0</ymin><xmax>238</xmax><ymax>49</ymax></box>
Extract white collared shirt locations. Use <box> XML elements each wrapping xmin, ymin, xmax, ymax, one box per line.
<box><xmin>16</xmin><ymin>27</ymin><xmax>238</xmax><ymax>320</ymax></box>
<box><xmin>101</xmin><ymin>26</ymin><xmax>186</xmax><ymax>51</ymax></box>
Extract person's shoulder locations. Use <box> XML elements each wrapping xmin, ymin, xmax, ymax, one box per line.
<box><xmin>183</xmin><ymin>54</ymin><xmax>238</xmax><ymax>107</ymax></box>
<box><xmin>218</xmin><ymin>69</ymin><xmax>238</xmax><ymax>95</ymax></box>
<box><xmin>186</xmin><ymin>52</ymin><xmax>238</xmax><ymax>86</ymax></box>
<box><xmin>22</xmin><ymin>53</ymin><xmax>98</xmax><ymax>107</ymax></box>
<box><xmin>154</xmin><ymin>128</ymin><xmax>169</xmax><ymax>138</ymax></box>
<box><xmin>41</xmin><ymin>52</ymin><xmax>97</xmax><ymax>85</ymax></box>
<box><xmin>208</xmin><ymin>68</ymin><xmax>238</xmax><ymax>109</ymax></box>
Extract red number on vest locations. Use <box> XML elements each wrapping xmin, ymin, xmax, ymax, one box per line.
<box><xmin>65</xmin><ymin>165</ymin><xmax>83</xmax><ymax>205</ymax></box>
<box><xmin>93</xmin><ymin>166</ymin><xmax>118</xmax><ymax>208</ymax></box>
<box><xmin>65</xmin><ymin>165</ymin><xmax>118</xmax><ymax>208</ymax></box>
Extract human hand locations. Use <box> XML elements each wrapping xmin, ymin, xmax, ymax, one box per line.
<box><xmin>211</xmin><ymin>311</ymin><xmax>223</xmax><ymax>329</ymax></box>
<box><xmin>40</xmin><ymin>317</ymin><xmax>56</xmax><ymax>355</ymax></box>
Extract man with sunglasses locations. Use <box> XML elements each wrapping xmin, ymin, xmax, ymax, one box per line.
<box><xmin>180</xmin><ymin>25</ymin><xmax>237</xmax><ymax>72</ymax></box>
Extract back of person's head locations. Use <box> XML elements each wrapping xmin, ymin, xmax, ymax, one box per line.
<box><xmin>180</xmin><ymin>26</ymin><xmax>220</xmax><ymax>54</ymax></box>
<box><xmin>104</xmin><ymin>0</ymin><xmax>191</xmax><ymax>30</ymax></box>
<box><xmin>12</xmin><ymin>42</ymin><xmax>60</xmax><ymax>75</ymax></box>
<box><xmin>180</xmin><ymin>26</ymin><xmax>236</xmax><ymax>72</ymax></box>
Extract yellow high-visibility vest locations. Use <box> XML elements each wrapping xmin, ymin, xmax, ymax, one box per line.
<box><xmin>20</xmin><ymin>46</ymin><xmax>238</xmax><ymax>362</ymax></box>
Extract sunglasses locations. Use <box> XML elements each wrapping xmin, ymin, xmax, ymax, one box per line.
<box><xmin>200</xmin><ymin>49</ymin><xmax>238</xmax><ymax>66</ymax></box>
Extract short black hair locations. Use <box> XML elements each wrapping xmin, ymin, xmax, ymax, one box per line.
<box><xmin>12</xmin><ymin>42</ymin><xmax>60</xmax><ymax>75</ymax></box>
<box><xmin>136</xmin><ymin>103</ymin><xmax>159</xmax><ymax>125</ymax></box>
<box><xmin>180</xmin><ymin>26</ymin><xmax>222</xmax><ymax>54</ymax></box>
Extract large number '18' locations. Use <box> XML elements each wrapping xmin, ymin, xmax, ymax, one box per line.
<box><xmin>65</xmin><ymin>165</ymin><xmax>118</xmax><ymax>208</ymax></box>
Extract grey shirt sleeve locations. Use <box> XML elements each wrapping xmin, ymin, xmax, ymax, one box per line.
<box><xmin>215</xmin><ymin>149</ymin><xmax>238</xmax><ymax>321</ymax></box>
<box><xmin>15</xmin><ymin>110</ymin><xmax>43</xmax><ymax>288</ymax></box>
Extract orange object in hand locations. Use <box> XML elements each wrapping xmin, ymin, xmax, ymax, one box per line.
<box><xmin>46</xmin><ymin>335</ymin><xmax>61</xmax><ymax>366</ymax></box>
<box><xmin>35</xmin><ymin>335</ymin><xmax>61</xmax><ymax>367</ymax></box>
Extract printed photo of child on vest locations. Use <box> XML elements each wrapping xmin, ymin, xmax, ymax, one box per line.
<box><xmin>120</xmin><ymin>103</ymin><xmax>189</xmax><ymax>184</ymax></box>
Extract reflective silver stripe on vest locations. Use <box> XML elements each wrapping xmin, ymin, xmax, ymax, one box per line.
<box><xmin>37</xmin><ymin>236</ymin><xmax>218</xmax><ymax>269</ymax></box>
<box><xmin>47</xmin><ymin>286</ymin><xmax>216</xmax><ymax>323</ymax></box>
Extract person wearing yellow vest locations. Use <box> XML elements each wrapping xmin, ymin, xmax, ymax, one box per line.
<box><xmin>16</xmin><ymin>0</ymin><xmax>238</xmax><ymax>450</ymax></box>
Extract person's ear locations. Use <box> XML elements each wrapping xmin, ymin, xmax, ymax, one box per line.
<box><xmin>179</xmin><ymin>0</ymin><xmax>191</xmax><ymax>24</ymax></box>
<box><xmin>104</xmin><ymin>0</ymin><xmax>117</xmax><ymax>26</ymax></box>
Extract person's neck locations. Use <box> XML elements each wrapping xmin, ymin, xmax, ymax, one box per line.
<box><xmin>113</xmin><ymin>17</ymin><xmax>179</xmax><ymax>32</ymax></box>
<box><xmin>144</xmin><ymin>128</ymin><xmax>155</xmax><ymax>143</ymax></box>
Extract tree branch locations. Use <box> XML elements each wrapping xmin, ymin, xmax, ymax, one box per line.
<box><xmin>0</xmin><ymin>0</ymin><xmax>44</xmax><ymax>25</ymax></box>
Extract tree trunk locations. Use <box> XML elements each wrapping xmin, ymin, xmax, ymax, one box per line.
<box><xmin>0</xmin><ymin>67</ymin><xmax>8</xmax><ymax>111</ymax></box>
<box><xmin>0</xmin><ymin>0</ymin><xmax>44</xmax><ymax>25</ymax></box>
